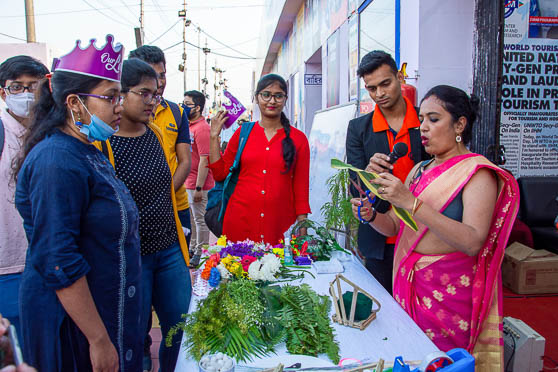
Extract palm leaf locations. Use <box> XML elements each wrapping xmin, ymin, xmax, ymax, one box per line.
<box><xmin>331</xmin><ymin>158</ymin><xmax>418</xmax><ymax>232</ymax></box>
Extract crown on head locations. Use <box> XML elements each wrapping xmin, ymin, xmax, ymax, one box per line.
<box><xmin>52</xmin><ymin>34</ymin><xmax>124</xmax><ymax>82</ymax></box>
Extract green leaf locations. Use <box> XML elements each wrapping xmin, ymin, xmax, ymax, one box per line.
<box><xmin>331</xmin><ymin>158</ymin><xmax>418</xmax><ymax>232</ymax></box>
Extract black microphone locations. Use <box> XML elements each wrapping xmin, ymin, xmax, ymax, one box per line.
<box><xmin>373</xmin><ymin>142</ymin><xmax>409</xmax><ymax>214</ymax></box>
<box><xmin>387</xmin><ymin>142</ymin><xmax>408</xmax><ymax>164</ymax></box>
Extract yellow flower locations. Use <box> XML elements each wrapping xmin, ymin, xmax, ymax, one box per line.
<box><xmin>272</xmin><ymin>248</ymin><xmax>285</xmax><ymax>259</ymax></box>
<box><xmin>433</xmin><ymin>290</ymin><xmax>444</xmax><ymax>302</ymax></box>
<box><xmin>217</xmin><ymin>235</ymin><xmax>227</xmax><ymax>247</ymax></box>
<box><xmin>446</xmin><ymin>284</ymin><xmax>456</xmax><ymax>295</ymax></box>
<box><xmin>459</xmin><ymin>320</ymin><xmax>469</xmax><ymax>331</ymax></box>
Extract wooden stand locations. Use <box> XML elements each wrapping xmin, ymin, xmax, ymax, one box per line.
<box><xmin>329</xmin><ymin>274</ymin><xmax>381</xmax><ymax>330</ymax></box>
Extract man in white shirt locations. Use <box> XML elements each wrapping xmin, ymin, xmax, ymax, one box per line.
<box><xmin>0</xmin><ymin>55</ymin><xmax>48</xmax><ymax>337</ymax></box>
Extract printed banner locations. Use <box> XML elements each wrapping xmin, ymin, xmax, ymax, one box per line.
<box><xmin>500</xmin><ymin>0</ymin><xmax>558</xmax><ymax>177</ymax></box>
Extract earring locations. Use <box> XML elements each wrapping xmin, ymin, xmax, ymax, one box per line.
<box><xmin>456</xmin><ymin>134</ymin><xmax>462</xmax><ymax>143</ymax></box>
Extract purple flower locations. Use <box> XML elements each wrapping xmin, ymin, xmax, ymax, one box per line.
<box><xmin>219</xmin><ymin>240</ymin><xmax>266</xmax><ymax>259</ymax></box>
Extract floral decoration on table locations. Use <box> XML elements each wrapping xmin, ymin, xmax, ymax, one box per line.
<box><xmin>290</xmin><ymin>219</ymin><xmax>351</xmax><ymax>262</ymax></box>
<box><xmin>167</xmin><ymin>279</ymin><xmax>340</xmax><ymax>364</ymax></box>
<box><xmin>195</xmin><ymin>237</ymin><xmax>314</xmax><ymax>289</ymax></box>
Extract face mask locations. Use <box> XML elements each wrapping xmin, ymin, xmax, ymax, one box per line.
<box><xmin>71</xmin><ymin>97</ymin><xmax>118</xmax><ymax>142</ymax></box>
<box><xmin>5</xmin><ymin>92</ymin><xmax>35</xmax><ymax>118</ymax></box>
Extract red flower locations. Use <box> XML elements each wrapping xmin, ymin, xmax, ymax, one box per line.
<box><xmin>300</xmin><ymin>241</ymin><xmax>309</xmax><ymax>256</ymax></box>
<box><xmin>241</xmin><ymin>255</ymin><xmax>257</xmax><ymax>272</ymax></box>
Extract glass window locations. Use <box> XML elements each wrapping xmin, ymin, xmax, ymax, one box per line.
<box><xmin>358</xmin><ymin>0</ymin><xmax>396</xmax><ymax>112</ymax></box>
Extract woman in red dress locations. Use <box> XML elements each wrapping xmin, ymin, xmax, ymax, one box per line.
<box><xmin>209</xmin><ymin>74</ymin><xmax>310</xmax><ymax>244</ymax></box>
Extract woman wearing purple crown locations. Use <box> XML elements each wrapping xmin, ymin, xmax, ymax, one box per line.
<box><xmin>14</xmin><ymin>35</ymin><xmax>142</xmax><ymax>371</ymax></box>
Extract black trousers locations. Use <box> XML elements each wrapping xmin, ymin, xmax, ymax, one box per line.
<box><xmin>364</xmin><ymin>243</ymin><xmax>395</xmax><ymax>295</ymax></box>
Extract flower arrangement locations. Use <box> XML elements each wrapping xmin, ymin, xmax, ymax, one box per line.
<box><xmin>197</xmin><ymin>237</ymin><xmax>312</xmax><ymax>285</ymax></box>
<box><xmin>291</xmin><ymin>219</ymin><xmax>351</xmax><ymax>261</ymax></box>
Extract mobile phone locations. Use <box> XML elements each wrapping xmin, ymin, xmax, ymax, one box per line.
<box><xmin>8</xmin><ymin>325</ymin><xmax>23</xmax><ymax>366</ymax></box>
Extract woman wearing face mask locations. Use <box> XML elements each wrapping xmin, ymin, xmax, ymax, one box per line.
<box><xmin>13</xmin><ymin>36</ymin><xmax>142</xmax><ymax>371</ymax></box>
<box><xmin>94</xmin><ymin>58</ymin><xmax>191</xmax><ymax>372</ymax></box>
<box><xmin>0</xmin><ymin>55</ymin><xmax>48</xmax><ymax>341</ymax></box>
<box><xmin>209</xmin><ymin>74</ymin><xmax>311</xmax><ymax>244</ymax></box>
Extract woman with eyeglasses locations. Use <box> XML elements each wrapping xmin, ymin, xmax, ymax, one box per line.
<box><xmin>14</xmin><ymin>35</ymin><xmax>142</xmax><ymax>371</ymax></box>
<box><xmin>209</xmin><ymin>74</ymin><xmax>311</xmax><ymax>244</ymax></box>
<box><xmin>93</xmin><ymin>58</ymin><xmax>191</xmax><ymax>372</ymax></box>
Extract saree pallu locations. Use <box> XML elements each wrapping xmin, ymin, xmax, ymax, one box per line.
<box><xmin>393</xmin><ymin>154</ymin><xmax>519</xmax><ymax>372</ymax></box>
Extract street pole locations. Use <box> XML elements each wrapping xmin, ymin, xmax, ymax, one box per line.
<box><xmin>24</xmin><ymin>0</ymin><xmax>36</xmax><ymax>43</ymax></box>
<box><xmin>197</xmin><ymin>27</ymin><xmax>201</xmax><ymax>91</ymax></box>
<box><xmin>202</xmin><ymin>39</ymin><xmax>210</xmax><ymax>97</ymax></box>
<box><xmin>140</xmin><ymin>0</ymin><xmax>144</xmax><ymax>43</ymax></box>
<box><xmin>182</xmin><ymin>1</ymin><xmax>188</xmax><ymax>93</ymax></box>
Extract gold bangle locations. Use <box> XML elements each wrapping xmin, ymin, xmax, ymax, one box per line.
<box><xmin>412</xmin><ymin>198</ymin><xmax>424</xmax><ymax>216</ymax></box>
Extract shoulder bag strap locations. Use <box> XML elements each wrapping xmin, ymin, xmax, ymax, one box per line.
<box><xmin>0</xmin><ymin>118</ymin><xmax>4</xmax><ymax>159</ymax></box>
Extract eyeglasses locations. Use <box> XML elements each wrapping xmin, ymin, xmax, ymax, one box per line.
<box><xmin>78</xmin><ymin>93</ymin><xmax>124</xmax><ymax>106</ymax></box>
<box><xmin>5</xmin><ymin>82</ymin><xmax>40</xmax><ymax>94</ymax></box>
<box><xmin>128</xmin><ymin>90</ymin><xmax>162</xmax><ymax>105</ymax></box>
<box><xmin>259</xmin><ymin>91</ymin><xmax>287</xmax><ymax>102</ymax></box>
<box><xmin>183</xmin><ymin>102</ymin><xmax>197</xmax><ymax>108</ymax></box>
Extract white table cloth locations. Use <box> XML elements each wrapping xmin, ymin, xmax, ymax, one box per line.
<box><xmin>175</xmin><ymin>255</ymin><xmax>439</xmax><ymax>371</ymax></box>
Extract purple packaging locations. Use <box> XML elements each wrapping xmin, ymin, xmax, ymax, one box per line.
<box><xmin>221</xmin><ymin>90</ymin><xmax>246</xmax><ymax>129</ymax></box>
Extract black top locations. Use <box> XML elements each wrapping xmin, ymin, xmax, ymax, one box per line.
<box><xmin>110</xmin><ymin>128</ymin><xmax>178</xmax><ymax>255</ymax></box>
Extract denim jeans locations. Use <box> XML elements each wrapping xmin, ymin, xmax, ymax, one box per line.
<box><xmin>178</xmin><ymin>208</ymin><xmax>192</xmax><ymax>248</ymax></box>
<box><xmin>0</xmin><ymin>273</ymin><xmax>22</xmax><ymax>336</ymax></box>
<box><xmin>141</xmin><ymin>243</ymin><xmax>191</xmax><ymax>372</ymax></box>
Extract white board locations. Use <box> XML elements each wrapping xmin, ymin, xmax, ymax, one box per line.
<box><xmin>307</xmin><ymin>102</ymin><xmax>357</xmax><ymax>226</ymax></box>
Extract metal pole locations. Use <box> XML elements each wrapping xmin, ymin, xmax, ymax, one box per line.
<box><xmin>140</xmin><ymin>0</ymin><xmax>145</xmax><ymax>42</ymax></box>
<box><xmin>182</xmin><ymin>1</ymin><xmax>187</xmax><ymax>92</ymax></box>
<box><xmin>197</xmin><ymin>27</ymin><xmax>201</xmax><ymax>91</ymax></box>
<box><xmin>24</xmin><ymin>0</ymin><xmax>36</xmax><ymax>43</ymax></box>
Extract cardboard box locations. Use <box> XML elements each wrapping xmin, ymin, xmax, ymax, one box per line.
<box><xmin>502</xmin><ymin>242</ymin><xmax>558</xmax><ymax>294</ymax></box>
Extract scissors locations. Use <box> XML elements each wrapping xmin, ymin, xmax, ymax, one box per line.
<box><xmin>349</xmin><ymin>178</ymin><xmax>376</xmax><ymax>223</ymax></box>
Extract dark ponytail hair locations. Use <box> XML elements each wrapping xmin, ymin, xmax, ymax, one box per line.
<box><xmin>255</xmin><ymin>73</ymin><xmax>295</xmax><ymax>173</ymax></box>
<box><xmin>13</xmin><ymin>71</ymin><xmax>104</xmax><ymax>180</ymax></box>
<box><xmin>421</xmin><ymin>85</ymin><xmax>479</xmax><ymax>145</ymax></box>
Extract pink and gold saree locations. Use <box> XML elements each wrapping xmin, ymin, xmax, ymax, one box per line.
<box><xmin>392</xmin><ymin>154</ymin><xmax>519</xmax><ymax>371</ymax></box>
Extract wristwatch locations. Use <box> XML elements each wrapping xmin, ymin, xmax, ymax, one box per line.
<box><xmin>195</xmin><ymin>186</ymin><xmax>202</xmax><ymax>191</ymax></box>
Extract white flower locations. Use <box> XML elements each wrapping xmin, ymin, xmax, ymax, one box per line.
<box><xmin>247</xmin><ymin>254</ymin><xmax>281</xmax><ymax>281</ymax></box>
<box><xmin>248</xmin><ymin>261</ymin><xmax>264</xmax><ymax>281</ymax></box>
<box><xmin>216</xmin><ymin>263</ymin><xmax>231</xmax><ymax>279</ymax></box>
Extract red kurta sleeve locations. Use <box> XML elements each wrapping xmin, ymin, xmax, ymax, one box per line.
<box><xmin>208</xmin><ymin>128</ymin><xmax>240</xmax><ymax>181</ymax></box>
<box><xmin>293</xmin><ymin>131</ymin><xmax>311</xmax><ymax>216</ymax></box>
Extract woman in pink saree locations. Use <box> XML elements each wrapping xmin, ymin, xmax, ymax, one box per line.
<box><xmin>352</xmin><ymin>85</ymin><xmax>519</xmax><ymax>371</ymax></box>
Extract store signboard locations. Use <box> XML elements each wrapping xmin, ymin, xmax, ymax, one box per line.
<box><xmin>500</xmin><ymin>0</ymin><xmax>558</xmax><ymax>177</ymax></box>
<box><xmin>304</xmin><ymin>74</ymin><xmax>322</xmax><ymax>85</ymax></box>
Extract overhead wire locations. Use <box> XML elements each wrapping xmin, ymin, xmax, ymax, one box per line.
<box><xmin>96</xmin><ymin>0</ymin><xmax>138</xmax><ymax>26</ymax></box>
<box><xmin>81</xmin><ymin>0</ymin><xmax>136</xmax><ymax>27</ymax></box>
<box><xmin>191</xmin><ymin>21</ymin><xmax>256</xmax><ymax>59</ymax></box>
<box><xmin>118</xmin><ymin>0</ymin><xmax>138</xmax><ymax>20</ymax></box>
<box><xmin>163</xmin><ymin>40</ymin><xmax>260</xmax><ymax>60</ymax></box>
<box><xmin>0</xmin><ymin>5</ymin><xmax>136</xmax><ymax>18</ymax></box>
<box><xmin>148</xmin><ymin>19</ymin><xmax>180</xmax><ymax>44</ymax></box>
<box><xmin>0</xmin><ymin>31</ymin><xmax>27</xmax><ymax>41</ymax></box>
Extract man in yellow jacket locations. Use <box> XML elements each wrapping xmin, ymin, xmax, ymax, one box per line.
<box><xmin>129</xmin><ymin>45</ymin><xmax>192</xmax><ymax>372</ymax></box>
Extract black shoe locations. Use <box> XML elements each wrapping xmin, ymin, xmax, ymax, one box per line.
<box><xmin>189</xmin><ymin>254</ymin><xmax>201</xmax><ymax>268</ymax></box>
